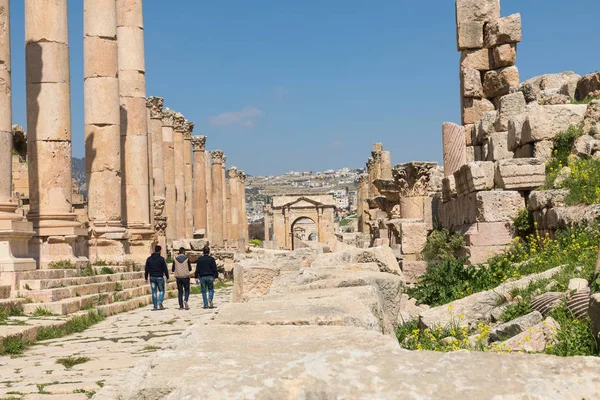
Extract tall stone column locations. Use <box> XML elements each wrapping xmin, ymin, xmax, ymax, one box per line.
<box><xmin>191</xmin><ymin>136</ymin><xmax>207</xmax><ymax>237</ymax></box>
<box><xmin>381</xmin><ymin>150</ymin><xmax>392</xmax><ymax>180</ymax></box>
<box><xmin>357</xmin><ymin>174</ymin><xmax>369</xmax><ymax>233</ymax></box>
<box><xmin>366</xmin><ymin>158</ymin><xmax>379</xmax><ymax>197</ymax></box>
<box><xmin>25</xmin><ymin>0</ymin><xmax>87</xmax><ymax>268</ymax></box>
<box><xmin>263</xmin><ymin>205</ymin><xmax>271</xmax><ymax>243</ymax></box>
<box><xmin>146</xmin><ymin>97</ymin><xmax>166</xmax><ymax>249</ymax></box>
<box><xmin>442</xmin><ymin>122</ymin><xmax>467</xmax><ymax>177</ymax></box>
<box><xmin>183</xmin><ymin>120</ymin><xmax>194</xmax><ymax>238</ymax></box>
<box><xmin>84</xmin><ymin>0</ymin><xmax>128</xmax><ymax>264</ymax></box>
<box><xmin>227</xmin><ymin>167</ymin><xmax>240</xmax><ymax>247</ymax></box>
<box><xmin>173</xmin><ymin>112</ymin><xmax>185</xmax><ymax>240</ymax></box>
<box><xmin>237</xmin><ymin>170</ymin><xmax>248</xmax><ymax>247</ymax></box>
<box><xmin>0</xmin><ymin>0</ymin><xmax>35</xmax><ymax>275</ymax></box>
<box><xmin>161</xmin><ymin>109</ymin><xmax>177</xmax><ymax>244</ymax></box>
<box><xmin>205</xmin><ymin>148</ymin><xmax>213</xmax><ymax>242</ymax></box>
<box><xmin>117</xmin><ymin>0</ymin><xmax>153</xmax><ymax>261</ymax></box>
<box><xmin>222</xmin><ymin>155</ymin><xmax>229</xmax><ymax>247</ymax></box>
<box><xmin>211</xmin><ymin>151</ymin><xmax>225</xmax><ymax>246</ymax></box>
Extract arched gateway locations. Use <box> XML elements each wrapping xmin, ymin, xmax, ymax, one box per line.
<box><xmin>271</xmin><ymin>194</ymin><xmax>336</xmax><ymax>250</ymax></box>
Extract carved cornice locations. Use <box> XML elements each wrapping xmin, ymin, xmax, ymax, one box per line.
<box><xmin>161</xmin><ymin>108</ymin><xmax>175</xmax><ymax>127</ymax></box>
<box><xmin>173</xmin><ymin>112</ymin><xmax>186</xmax><ymax>132</ymax></box>
<box><xmin>146</xmin><ymin>96</ymin><xmax>164</xmax><ymax>119</ymax></box>
<box><xmin>191</xmin><ymin>135</ymin><xmax>207</xmax><ymax>152</ymax></box>
<box><xmin>227</xmin><ymin>166</ymin><xmax>238</xmax><ymax>179</ymax></box>
<box><xmin>183</xmin><ymin>120</ymin><xmax>195</xmax><ymax>140</ymax></box>
<box><xmin>223</xmin><ymin>155</ymin><xmax>227</xmax><ymax>164</ymax></box>
<box><xmin>211</xmin><ymin>150</ymin><xmax>225</xmax><ymax>164</ymax></box>
<box><xmin>371</xmin><ymin>150</ymin><xmax>382</xmax><ymax>163</ymax></box>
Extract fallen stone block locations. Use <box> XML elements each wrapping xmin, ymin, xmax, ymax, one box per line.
<box><xmin>474</xmin><ymin>190</ymin><xmax>524</xmax><ymax>222</ymax></box>
<box><xmin>527</xmin><ymin>190</ymin><xmax>568</xmax><ymax>211</ymax></box>
<box><xmin>568</xmin><ymin>278</ymin><xmax>588</xmax><ymax>292</ymax></box>
<box><xmin>521</xmin><ymin>104</ymin><xmax>587</xmax><ymax>144</ymax></box>
<box><xmin>577</xmin><ymin>72</ymin><xmax>600</xmax><ymax>101</ymax></box>
<box><xmin>399</xmin><ymin>221</ymin><xmax>428</xmax><ymax>255</ymax></box>
<box><xmin>546</xmin><ymin>205</ymin><xmax>600</xmax><ymax>230</ymax></box>
<box><xmin>531</xmin><ymin>292</ymin><xmax>568</xmax><ymax>316</ymax></box>
<box><xmin>492</xmin><ymin>317</ymin><xmax>559</xmax><ymax>353</ymax></box>
<box><xmin>310</xmin><ymin>246</ymin><xmax>402</xmax><ymax>277</ymax></box>
<box><xmin>454</xmin><ymin>161</ymin><xmax>495</xmax><ymax>196</ymax></box>
<box><xmin>483</xmin><ymin>66</ymin><xmax>520</xmax><ymax>98</ymax></box>
<box><xmin>484</xmin><ymin>14</ymin><xmax>522</xmax><ymax>47</ymax></box>
<box><xmin>492</xmin><ymin>43</ymin><xmax>516</xmax><ymax>68</ymax></box>
<box><xmin>533</xmin><ymin>140</ymin><xmax>554</xmax><ymax>161</ymax></box>
<box><xmin>487</xmin><ymin>132</ymin><xmax>513</xmax><ymax>161</ymax></box>
<box><xmin>494</xmin><ymin>158</ymin><xmax>545</xmax><ymax>190</ymax></box>
<box><xmin>489</xmin><ymin>311</ymin><xmax>543</xmax><ymax>342</ymax></box>
<box><xmin>463</xmin><ymin>97</ymin><xmax>495</xmax><ymax>125</ymax></box>
<box><xmin>232</xmin><ymin>263</ymin><xmax>281</xmax><ymax>302</ymax></box>
<box><xmin>496</xmin><ymin>92</ymin><xmax>526</xmax><ymax>132</ymax></box>
<box><xmin>519</xmin><ymin>72</ymin><xmax>581</xmax><ymax>103</ymax></box>
<box><xmin>401</xmin><ymin>261</ymin><xmax>428</xmax><ymax>285</ymax></box>
<box><xmin>465</xmin><ymin>222</ymin><xmax>513</xmax><ymax>247</ymax></box>
<box><xmin>590</xmin><ymin>293</ymin><xmax>600</xmax><ymax>342</ymax></box>
<box><xmin>507</xmin><ymin>111</ymin><xmax>528</xmax><ymax>151</ymax></box>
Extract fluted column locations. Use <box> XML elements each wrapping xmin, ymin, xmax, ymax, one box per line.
<box><xmin>84</xmin><ymin>0</ymin><xmax>128</xmax><ymax>263</ymax></box>
<box><xmin>183</xmin><ymin>120</ymin><xmax>194</xmax><ymax>238</ymax></box>
<box><xmin>191</xmin><ymin>135</ymin><xmax>207</xmax><ymax>236</ymax></box>
<box><xmin>161</xmin><ymin>109</ymin><xmax>176</xmax><ymax>244</ymax></box>
<box><xmin>222</xmin><ymin>155</ymin><xmax>229</xmax><ymax>247</ymax></box>
<box><xmin>26</xmin><ymin>0</ymin><xmax>86</xmax><ymax>268</ymax></box>
<box><xmin>117</xmin><ymin>0</ymin><xmax>153</xmax><ymax>261</ymax></box>
<box><xmin>147</xmin><ymin>97</ymin><xmax>166</xmax><ymax>248</ymax></box>
<box><xmin>0</xmin><ymin>0</ymin><xmax>35</xmax><ymax>273</ymax></box>
<box><xmin>237</xmin><ymin>170</ymin><xmax>247</xmax><ymax>245</ymax></box>
<box><xmin>173</xmin><ymin>112</ymin><xmax>185</xmax><ymax>240</ymax></box>
<box><xmin>211</xmin><ymin>151</ymin><xmax>225</xmax><ymax>246</ymax></box>
<box><xmin>442</xmin><ymin>122</ymin><xmax>467</xmax><ymax>177</ymax></box>
<box><xmin>227</xmin><ymin>167</ymin><xmax>240</xmax><ymax>246</ymax></box>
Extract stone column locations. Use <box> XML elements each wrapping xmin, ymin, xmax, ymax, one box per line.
<box><xmin>205</xmin><ymin>149</ymin><xmax>213</xmax><ymax>242</ymax></box>
<box><xmin>0</xmin><ymin>0</ymin><xmax>35</xmax><ymax>275</ymax></box>
<box><xmin>84</xmin><ymin>0</ymin><xmax>127</xmax><ymax>264</ymax></box>
<box><xmin>366</xmin><ymin>158</ymin><xmax>379</xmax><ymax>197</ymax></box>
<box><xmin>238</xmin><ymin>170</ymin><xmax>247</xmax><ymax>246</ymax></box>
<box><xmin>161</xmin><ymin>109</ymin><xmax>177</xmax><ymax>244</ymax></box>
<box><xmin>222</xmin><ymin>155</ymin><xmax>229</xmax><ymax>247</ymax></box>
<box><xmin>183</xmin><ymin>120</ymin><xmax>194</xmax><ymax>238</ymax></box>
<box><xmin>172</xmin><ymin>112</ymin><xmax>185</xmax><ymax>240</ymax></box>
<box><xmin>147</xmin><ymin>97</ymin><xmax>166</xmax><ymax>247</ymax></box>
<box><xmin>442</xmin><ymin>122</ymin><xmax>467</xmax><ymax>177</ymax></box>
<box><xmin>117</xmin><ymin>0</ymin><xmax>153</xmax><ymax>261</ymax></box>
<box><xmin>25</xmin><ymin>0</ymin><xmax>87</xmax><ymax>268</ymax></box>
<box><xmin>357</xmin><ymin>174</ymin><xmax>369</xmax><ymax>233</ymax></box>
<box><xmin>210</xmin><ymin>151</ymin><xmax>225</xmax><ymax>246</ymax></box>
<box><xmin>191</xmin><ymin>135</ymin><xmax>207</xmax><ymax>237</ymax></box>
<box><xmin>227</xmin><ymin>167</ymin><xmax>240</xmax><ymax>247</ymax></box>
<box><xmin>263</xmin><ymin>205</ymin><xmax>271</xmax><ymax>243</ymax></box>
<box><xmin>381</xmin><ymin>150</ymin><xmax>392</xmax><ymax>180</ymax></box>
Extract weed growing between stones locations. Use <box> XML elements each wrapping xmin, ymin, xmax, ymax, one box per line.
<box><xmin>79</xmin><ymin>264</ymin><xmax>96</xmax><ymax>277</ymax></box>
<box><xmin>93</xmin><ymin>260</ymin><xmax>108</xmax><ymax>266</ymax></box>
<box><xmin>47</xmin><ymin>260</ymin><xmax>76</xmax><ymax>269</ymax></box>
<box><xmin>558</xmin><ymin>158</ymin><xmax>600</xmax><ymax>205</ymax></box>
<box><xmin>36</xmin><ymin>310</ymin><xmax>105</xmax><ymax>342</ymax></box>
<box><xmin>100</xmin><ymin>266</ymin><xmax>115</xmax><ymax>275</ymax></box>
<box><xmin>73</xmin><ymin>388</ymin><xmax>96</xmax><ymax>399</ymax></box>
<box><xmin>544</xmin><ymin>125</ymin><xmax>583</xmax><ymax>188</ymax></box>
<box><xmin>31</xmin><ymin>307</ymin><xmax>55</xmax><ymax>317</ymax></box>
<box><xmin>56</xmin><ymin>356</ymin><xmax>91</xmax><ymax>369</ymax></box>
<box><xmin>571</xmin><ymin>94</ymin><xmax>600</xmax><ymax>105</ymax></box>
<box><xmin>421</xmin><ymin>229</ymin><xmax>465</xmax><ymax>265</ymax></box>
<box><xmin>140</xmin><ymin>345</ymin><xmax>160</xmax><ymax>352</ymax></box>
<box><xmin>545</xmin><ymin>306</ymin><xmax>599</xmax><ymax>356</ymax></box>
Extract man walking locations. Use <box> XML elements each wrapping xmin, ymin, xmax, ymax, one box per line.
<box><xmin>195</xmin><ymin>246</ymin><xmax>219</xmax><ymax>309</ymax></box>
<box><xmin>172</xmin><ymin>247</ymin><xmax>192</xmax><ymax>310</ymax></box>
<box><xmin>145</xmin><ymin>245</ymin><xmax>169</xmax><ymax>311</ymax></box>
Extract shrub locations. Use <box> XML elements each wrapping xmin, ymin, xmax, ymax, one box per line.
<box><xmin>559</xmin><ymin>158</ymin><xmax>600</xmax><ymax>205</ymax></box>
<box><xmin>545</xmin><ymin>125</ymin><xmax>583</xmax><ymax>188</ymax></box>
<box><xmin>32</xmin><ymin>307</ymin><xmax>55</xmax><ymax>317</ymax></box>
<box><xmin>100</xmin><ymin>266</ymin><xmax>115</xmax><ymax>275</ymax></box>
<box><xmin>47</xmin><ymin>260</ymin><xmax>76</xmax><ymax>269</ymax></box>
<box><xmin>544</xmin><ymin>306</ymin><xmax>600</xmax><ymax>357</ymax></box>
<box><xmin>249</xmin><ymin>239</ymin><xmax>263</xmax><ymax>247</ymax></box>
<box><xmin>93</xmin><ymin>260</ymin><xmax>108</xmax><ymax>266</ymax></box>
<box><xmin>56</xmin><ymin>356</ymin><xmax>91</xmax><ymax>369</ymax></box>
<box><xmin>79</xmin><ymin>264</ymin><xmax>95</xmax><ymax>277</ymax></box>
<box><xmin>422</xmin><ymin>229</ymin><xmax>466</xmax><ymax>265</ymax></box>
<box><xmin>512</xmin><ymin>209</ymin><xmax>534</xmax><ymax>240</ymax></box>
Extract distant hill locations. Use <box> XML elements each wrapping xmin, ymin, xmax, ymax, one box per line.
<box><xmin>73</xmin><ymin>157</ymin><xmax>86</xmax><ymax>191</ymax></box>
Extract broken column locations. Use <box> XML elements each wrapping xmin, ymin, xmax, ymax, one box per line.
<box><xmin>211</xmin><ymin>150</ymin><xmax>225</xmax><ymax>246</ymax></box>
<box><xmin>183</xmin><ymin>120</ymin><xmax>194</xmax><ymax>239</ymax></box>
<box><xmin>84</xmin><ymin>0</ymin><xmax>127</xmax><ymax>263</ymax></box>
<box><xmin>442</xmin><ymin>122</ymin><xmax>467</xmax><ymax>176</ymax></box>
<box><xmin>25</xmin><ymin>0</ymin><xmax>87</xmax><ymax>267</ymax></box>
<box><xmin>173</xmin><ymin>112</ymin><xmax>186</xmax><ymax>240</ymax></box>
<box><xmin>381</xmin><ymin>150</ymin><xmax>392</xmax><ymax>180</ymax></box>
<box><xmin>191</xmin><ymin>135</ymin><xmax>207</xmax><ymax>238</ymax></box>
<box><xmin>161</xmin><ymin>109</ymin><xmax>177</xmax><ymax>244</ymax></box>
<box><xmin>146</xmin><ymin>96</ymin><xmax>166</xmax><ymax>249</ymax></box>
<box><xmin>117</xmin><ymin>0</ymin><xmax>153</xmax><ymax>260</ymax></box>
<box><xmin>227</xmin><ymin>167</ymin><xmax>240</xmax><ymax>248</ymax></box>
<box><xmin>0</xmin><ymin>0</ymin><xmax>36</xmax><ymax>274</ymax></box>
<box><xmin>357</xmin><ymin>174</ymin><xmax>369</xmax><ymax>233</ymax></box>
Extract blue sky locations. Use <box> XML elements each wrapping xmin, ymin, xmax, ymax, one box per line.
<box><xmin>8</xmin><ymin>1</ymin><xmax>600</xmax><ymax>176</ymax></box>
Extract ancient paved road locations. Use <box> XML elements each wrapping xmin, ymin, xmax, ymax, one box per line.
<box><xmin>0</xmin><ymin>287</ymin><xmax>232</xmax><ymax>400</ymax></box>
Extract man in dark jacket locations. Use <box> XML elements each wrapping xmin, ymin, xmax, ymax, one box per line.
<box><xmin>145</xmin><ymin>245</ymin><xmax>169</xmax><ymax>311</ymax></box>
<box><xmin>195</xmin><ymin>246</ymin><xmax>219</xmax><ymax>309</ymax></box>
<box><xmin>172</xmin><ymin>247</ymin><xmax>192</xmax><ymax>310</ymax></box>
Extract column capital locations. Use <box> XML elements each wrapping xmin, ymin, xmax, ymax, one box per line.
<box><xmin>146</xmin><ymin>96</ymin><xmax>164</xmax><ymax>119</ymax></box>
<box><xmin>183</xmin><ymin>119</ymin><xmax>194</xmax><ymax>140</ymax></box>
<box><xmin>173</xmin><ymin>112</ymin><xmax>185</xmax><ymax>132</ymax></box>
<box><xmin>366</xmin><ymin>157</ymin><xmax>375</xmax><ymax>170</ymax></box>
<box><xmin>371</xmin><ymin>150</ymin><xmax>382</xmax><ymax>162</ymax></box>
<box><xmin>237</xmin><ymin>170</ymin><xmax>247</xmax><ymax>183</ymax></box>
<box><xmin>161</xmin><ymin>108</ymin><xmax>175</xmax><ymax>127</ymax></box>
<box><xmin>358</xmin><ymin>174</ymin><xmax>369</xmax><ymax>184</ymax></box>
<box><xmin>227</xmin><ymin>166</ymin><xmax>238</xmax><ymax>179</ymax></box>
<box><xmin>211</xmin><ymin>150</ymin><xmax>225</xmax><ymax>164</ymax></box>
<box><xmin>191</xmin><ymin>135</ymin><xmax>207</xmax><ymax>152</ymax></box>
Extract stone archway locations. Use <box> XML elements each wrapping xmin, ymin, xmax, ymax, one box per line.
<box><xmin>291</xmin><ymin>217</ymin><xmax>317</xmax><ymax>250</ymax></box>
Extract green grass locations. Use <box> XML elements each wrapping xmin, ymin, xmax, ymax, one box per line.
<box><xmin>79</xmin><ymin>264</ymin><xmax>96</xmax><ymax>277</ymax></box>
<box><xmin>99</xmin><ymin>266</ymin><xmax>115</xmax><ymax>275</ymax></box>
<box><xmin>56</xmin><ymin>356</ymin><xmax>90</xmax><ymax>369</ymax></box>
<box><xmin>544</xmin><ymin>306</ymin><xmax>600</xmax><ymax>356</ymax></box>
<box><xmin>31</xmin><ymin>307</ymin><xmax>56</xmax><ymax>317</ymax></box>
<box><xmin>93</xmin><ymin>260</ymin><xmax>108</xmax><ymax>267</ymax></box>
<box><xmin>47</xmin><ymin>260</ymin><xmax>76</xmax><ymax>269</ymax></box>
<box><xmin>544</xmin><ymin>125</ymin><xmax>583</xmax><ymax>189</ymax></box>
<box><xmin>571</xmin><ymin>94</ymin><xmax>600</xmax><ymax>105</ymax></box>
<box><xmin>140</xmin><ymin>345</ymin><xmax>160</xmax><ymax>352</ymax></box>
<box><xmin>36</xmin><ymin>310</ymin><xmax>105</xmax><ymax>342</ymax></box>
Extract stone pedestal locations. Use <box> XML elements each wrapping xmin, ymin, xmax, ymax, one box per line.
<box><xmin>443</xmin><ymin>122</ymin><xmax>467</xmax><ymax>177</ymax></box>
<box><xmin>162</xmin><ymin>109</ymin><xmax>177</xmax><ymax>244</ymax></box>
<box><xmin>25</xmin><ymin>0</ymin><xmax>87</xmax><ymax>268</ymax></box>
<box><xmin>183</xmin><ymin>120</ymin><xmax>194</xmax><ymax>238</ymax></box>
<box><xmin>173</xmin><ymin>112</ymin><xmax>186</xmax><ymax>240</ymax></box>
<box><xmin>211</xmin><ymin>151</ymin><xmax>225</xmax><ymax>246</ymax></box>
<box><xmin>192</xmin><ymin>136</ymin><xmax>207</xmax><ymax>235</ymax></box>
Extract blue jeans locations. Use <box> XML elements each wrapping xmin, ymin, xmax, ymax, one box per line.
<box><xmin>199</xmin><ymin>276</ymin><xmax>214</xmax><ymax>307</ymax></box>
<box><xmin>149</xmin><ymin>276</ymin><xmax>165</xmax><ymax>309</ymax></box>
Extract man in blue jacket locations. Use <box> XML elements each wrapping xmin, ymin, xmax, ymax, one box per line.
<box><xmin>194</xmin><ymin>247</ymin><xmax>219</xmax><ymax>309</ymax></box>
<box><xmin>145</xmin><ymin>245</ymin><xmax>169</xmax><ymax>311</ymax></box>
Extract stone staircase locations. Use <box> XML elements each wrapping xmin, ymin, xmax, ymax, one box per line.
<box><xmin>13</xmin><ymin>266</ymin><xmax>177</xmax><ymax>316</ymax></box>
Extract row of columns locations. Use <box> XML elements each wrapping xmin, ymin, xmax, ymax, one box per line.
<box><xmin>1</xmin><ymin>0</ymin><xmax>248</xmax><ymax>273</ymax></box>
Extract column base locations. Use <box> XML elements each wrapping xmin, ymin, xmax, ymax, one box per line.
<box><xmin>0</xmin><ymin>219</ymin><xmax>37</xmax><ymax>272</ymax></box>
<box><xmin>28</xmin><ymin>220</ymin><xmax>89</xmax><ymax>269</ymax></box>
<box><xmin>127</xmin><ymin>226</ymin><xmax>156</xmax><ymax>265</ymax></box>
<box><xmin>88</xmin><ymin>224</ymin><xmax>130</xmax><ymax>265</ymax></box>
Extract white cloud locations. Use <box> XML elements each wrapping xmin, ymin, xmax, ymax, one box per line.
<box><xmin>209</xmin><ymin>106</ymin><xmax>263</xmax><ymax>128</ymax></box>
